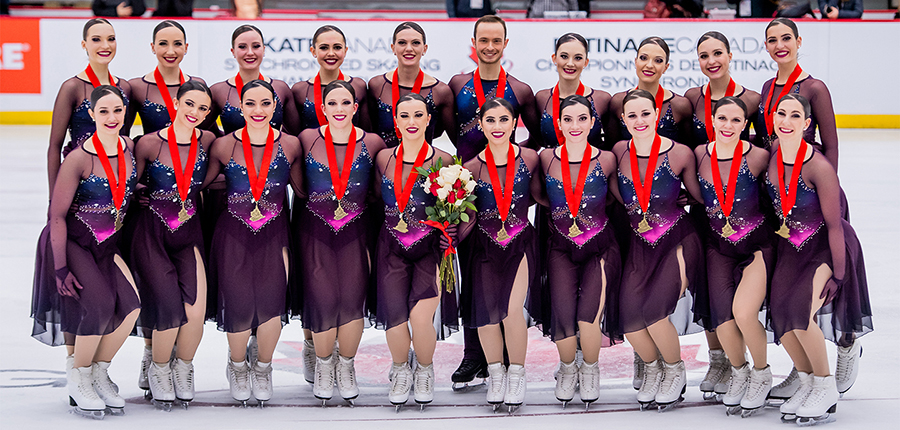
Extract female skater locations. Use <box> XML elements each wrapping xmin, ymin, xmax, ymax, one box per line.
<box><xmin>610</xmin><ymin>90</ymin><xmax>704</xmax><ymax>412</ymax></box>
<box><xmin>203</xmin><ymin>24</ymin><xmax>299</xmax><ymax>136</ymax></box>
<box><xmin>203</xmin><ymin>80</ymin><xmax>303</xmax><ymax>407</ymax></box>
<box><xmin>291</xmin><ymin>24</ymin><xmax>369</xmax><ymax>132</ymax></box>
<box><xmin>766</xmin><ymin>94</ymin><xmax>871</xmax><ymax>425</ymax></box>
<box><xmin>48</xmin><ymin>18</ymin><xmax>133</xmax><ymax>197</ymax></box>
<box><xmin>289</xmin><ymin>25</ymin><xmax>370</xmax><ymax>381</ymax></box>
<box><xmin>760</xmin><ymin>18</ymin><xmax>858</xmax><ymax>399</ymax></box>
<box><xmin>128</xmin><ymin>20</ymin><xmax>206</xmax><ymax>138</ymax></box>
<box><xmin>129</xmin><ymin>81</ymin><xmax>215</xmax><ymax>410</ymax></box>
<box><xmin>459</xmin><ymin>98</ymin><xmax>539</xmax><ymax>412</ymax></box>
<box><xmin>605</xmin><ymin>36</ymin><xmax>692</xmax><ymax>150</ymax></box>
<box><xmin>367</xmin><ymin>22</ymin><xmax>455</xmax><ymax>148</ymax></box>
<box><xmin>760</xmin><ymin>18</ymin><xmax>839</xmax><ymax>170</ymax></box>
<box><xmin>297</xmin><ymin>81</ymin><xmax>386</xmax><ymax>405</ymax></box>
<box><xmin>693</xmin><ymin>97</ymin><xmax>774</xmax><ymax>416</ymax></box>
<box><xmin>683</xmin><ymin>30</ymin><xmax>762</xmax><ymax>400</ymax></box>
<box><xmin>535</xmin><ymin>95</ymin><xmax>620</xmax><ymax>409</ymax></box>
<box><xmin>534</xmin><ymin>33</ymin><xmax>609</xmax><ymax>149</ymax></box>
<box><xmin>32</xmin><ymin>85</ymin><xmax>140</xmax><ymax>418</ymax></box>
<box><xmin>373</xmin><ymin>93</ymin><xmax>455</xmax><ymax>410</ymax></box>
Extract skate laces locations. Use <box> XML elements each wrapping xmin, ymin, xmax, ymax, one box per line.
<box><xmin>639</xmin><ymin>362</ymin><xmax>660</xmax><ymax>395</ymax></box>
<box><xmin>581</xmin><ymin>364</ymin><xmax>599</xmax><ymax>391</ymax></box>
<box><xmin>704</xmin><ymin>355</ymin><xmax>728</xmax><ymax>384</ymax></box>
<box><xmin>415</xmin><ymin>366</ymin><xmax>433</xmax><ymax>394</ymax></box>
<box><xmin>253</xmin><ymin>364</ymin><xmax>272</xmax><ymax>391</ymax></box>
<box><xmin>316</xmin><ymin>359</ymin><xmax>335</xmax><ymax>388</ymax></box>
<box><xmin>152</xmin><ymin>364</ymin><xmax>174</xmax><ymax>390</ymax></box>
<box><xmin>93</xmin><ymin>364</ymin><xmax>119</xmax><ymax>398</ymax></box>
<box><xmin>338</xmin><ymin>359</ymin><xmax>356</xmax><ymax>390</ymax></box>
<box><xmin>836</xmin><ymin>349</ymin><xmax>854</xmax><ymax>382</ymax></box>
<box><xmin>390</xmin><ymin>365</ymin><xmax>412</xmax><ymax>395</ymax></box>
<box><xmin>559</xmin><ymin>364</ymin><xmax>577</xmax><ymax>391</ymax></box>
<box><xmin>660</xmin><ymin>363</ymin><xmax>683</xmax><ymax>395</ymax></box>
<box><xmin>231</xmin><ymin>362</ymin><xmax>250</xmax><ymax>390</ymax></box>
<box><xmin>507</xmin><ymin>367</ymin><xmax>525</xmax><ymax>396</ymax></box>
<box><xmin>775</xmin><ymin>368</ymin><xmax>799</xmax><ymax>390</ymax></box>
<box><xmin>76</xmin><ymin>369</ymin><xmax>101</xmax><ymax>400</ymax></box>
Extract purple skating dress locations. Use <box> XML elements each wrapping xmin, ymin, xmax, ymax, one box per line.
<box><xmin>128</xmin><ymin>75</ymin><xmax>206</xmax><ymax>136</ymax></box>
<box><xmin>543</xmin><ymin>151</ymin><xmax>621</xmax><ymax>342</ymax></box>
<box><xmin>374</xmin><ymin>150</ymin><xmax>458</xmax><ymax>337</ymax></box>
<box><xmin>291</xmin><ymin>76</ymin><xmax>369</xmax><ymax>132</ymax></box>
<box><xmin>461</xmin><ymin>149</ymin><xmax>537</xmax><ymax>329</ymax></box>
<box><xmin>130</xmin><ymin>130</ymin><xmax>213</xmax><ymax>334</ymax></box>
<box><xmin>50</xmin><ymin>76</ymin><xmax>133</xmax><ymax>158</ymax></box>
<box><xmin>615</xmin><ymin>146</ymin><xmax>704</xmax><ymax>336</ymax></box>
<box><xmin>765</xmin><ymin>152</ymin><xmax>872</xmax><ymax>342</ymax></box>
<box><xmin>694</xmin><ymin>150</ymin><xmax>775</xmax><ymax>331</ymax></box>
<box><xmin>32</xmin><ymin>143</ymin><xmax>140</xmax><ymax>345</ymax></box>
<box><xmin>210</xmin><ymin>134</ymin><xmax>293</xmax><ymax>333</ymax></box>
<box><xmin>297</xmin><ymin>130</ymin><xmax>377</xmax><ymax>333</ymax></box>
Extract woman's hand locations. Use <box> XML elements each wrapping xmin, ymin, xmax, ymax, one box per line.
<box><xmin>55</xmin><ymin>266</ymin><xmax>84</xmax><ymax>299</ymax></box>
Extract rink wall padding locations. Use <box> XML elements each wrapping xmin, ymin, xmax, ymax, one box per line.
<box><xmin>0</xmin><ymin>17</ymin><xmax>898</xmax><ymax>128</ymax></box>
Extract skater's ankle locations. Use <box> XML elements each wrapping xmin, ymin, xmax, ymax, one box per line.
<box><xmin>754</xmin><ymin>364</ymin><xmax>770</xmax><ymax>371</ymax></box>
<box><xmin>256</xmin><ymin>361</ymin><xmax>271</xmax><ymax>369</ymax></box>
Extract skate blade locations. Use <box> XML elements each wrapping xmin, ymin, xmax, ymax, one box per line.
<box><xmin>506</xmin><ymin>404</ymin><xmax>521</xmax><ymax>414</ymax></box>
<box><xmin>176</xmin><ymin>399</ymin><xmax>191</xmax><ymax>410</ymax></box>
<box><xmin>725</xmin><ymin>405</ymin><xmax>741</xmax><ymax>416</ymax></box>
<box><xmin>781</xmin><ymin>414</ymin><xmax>797</xmax><ymax>423</ymax></box>
<box><xmin>106</xmin><ymin>407</ymin><xmax>125</xmax><ymax>416</ymax></box>
<box><xmin>741</xmin><ymin>407</ymin><xmax>763</xmax><ymax>418</ymax></box>
<box><xmin>451</xmin><ymin>379</ymin><xmax>486</xmax><ymax>393</ymax></box>
<box><xmin>657</xmin><ymin>397</ymin><xmax>684</xmax><ymax>413</ymax></box>
<box><xmin>70</xmin><ymin>407</ymin><xmax>106</xmax><ymax>420</ymax></box>
<box><xmin>151</xmin><ymin>399</ymin><xmax>174</xmax><ymax>412</ymax></box>
<box><xmin>639</xmin><ymin>401</ymin><xmax>657</xmax><ymax>411</ymax></box>
<box><xmin>796</xmin><ymin>414</ymin><xmax>836</xmax><ymax>427</ymax></box>
<box><xmin>583</xmin><ymin>400</ymin><xmax>596</xmax><ymax>411</ymax></box>
<box><xmin>344</xmin><ymin>398</ymin><xmax>355</xmax><ymax>407</ymax></box>
<box><xmin>702</xmin><ymin>391</ymin><xmax>718</xmax><ymax>401</ymax></box>
<box><xmin>143</xmin><ymin>390</ymin><xmax>152</xmax><ymax>400</ymax></box>
<box><xmin>559</xmin><ymin>399</ymin><xmax>571</xmax><ymax>409</ymax></box>
<box><xmin>257</xmin><ymin>400</ymin><xmax>268</xmax><ymax>409</ymax></box>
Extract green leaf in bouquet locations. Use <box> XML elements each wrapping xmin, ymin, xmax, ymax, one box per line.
<box><xmin>436</xmin><ymin>157</ymin><xmax>443</xmax><ymax>169</ymax></box>
<box><xmin>439</xmin><ymin>209</ymin><xmax>446</xmax><ymax>217</ymax></box>
<box><xmin>460</xmin><ymin>212</ymin><xmax>469</xmax><ymax>222</ymax></box>
<box><xmin>464</xmin><ymin>201</ymin><xmax>477</xmax><ymax>211</ymax></box>
<box><xmin>415</xmin><ymin>167</ymin><xmax>429</xmax><ymax>176</ymax></box>
<box><xmin>449</xmin><ymin>212</ymin><xmax>459</xmax><ymax>222</ymax></box>
<box><xmin>425</xmin><ymin>206</ymin><xmax>436</xmax><ymax>216</ymax></box>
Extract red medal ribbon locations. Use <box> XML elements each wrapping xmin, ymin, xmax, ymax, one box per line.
<box><xmin>393</xmin><ymin>140</ymin><xmax>430</xmax><ymax>214</ymax></box>
<box><xmin>166</xmin><ymin>126</ymin><xmax>198</xmax><ymax>204</ymax></box>
<box><xmin>240</xmin><ymin>126</ymin><xmax>275</xmax><ymax>203</ymax></box>
<box><xmin>703</xmin><ymin>78</ymin><xmax>737</xmax><ymax>143</ymax></box>
<box><xmin>235</xmin><ymin>72</ymin><xmax>265</xmax><ymax>96</ymax></box>
<box><xmin>391</xmin><ymin>68</ymin><xmax>424</xmax><ymax>143</ymax></box>
<box><xmin>775</xmin><ymin>140</ymin><xmax>809</xmax><ymax>221</ymax></box>
<box><xmin>84</xmin><ymin>65</ymin><xmax>114</xmax><ymax>88</ymax></box>
<box><xmin>485</xmin><ymin>143</ymin><xmax>516</xmax><ymax>223</ymax></box>
<box><xmin>560</xmin><ymin>142</ymin><xmax>591</xmax><ymax>218</ymax></box>
<box><xmin>473</xmin><ymin>66</ymin><xmax>507</xmax><ymax>108</ymax></box>
<box><xmin>421</xmin><ymin>219</ymin><xmax>456</xmax><ymax>258</ymax></box>
<box><xmin>323</xmin><ymin>124</ymin><xmax>357</xmax><ymax>201</ymax></box>
<box><xmin>153</xmin><ymin>67</ymin><xmax>186</xmax><ymax>122</ymax></box>
<box><xmin>764</xmin><ymin>64</ymin><xmax>803</xmax><ymax>137</ymax></box>
<box><xmin>91</xmin><ymin>133</ymin><xmax>126</xmax><ymax>211</ymax></box>
<box><xmin>313</xmin><ymin>70</ymin><xmax>347</xmax><ymax>126</ymax></box>
<box><xmin>551</xmin><ymin>81</ymin><xmax>586</xmax><ymax>145</ymax></box>
<box><xmin>628</xmin><ymin>134</ymin><xmax>662</xmax><ymax>213</ymax></box>
<box><xmin>709</xmin><ymin>141</ymin><xmax>743</xmax><ymax>219</ymax></box>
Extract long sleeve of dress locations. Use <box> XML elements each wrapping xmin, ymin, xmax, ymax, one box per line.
<box><xmin>807</xmin><ymin>80</ymin><xmax>840</xmax><ymax>172</ymax></box>
<box><xmin>812</xmin><ymin>156</ymin><xmax>846</xmax><ymax>280</ymax></box>
<box><xmin>48</xmin><ymin>80</ymin><xmax>79</xmax><ymax>197</ymax></box>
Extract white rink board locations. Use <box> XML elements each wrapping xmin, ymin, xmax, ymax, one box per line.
<box><xmin>1</xmin><ymin>19</ymin><xmax>899</xmax><ymax>116</ymax></box>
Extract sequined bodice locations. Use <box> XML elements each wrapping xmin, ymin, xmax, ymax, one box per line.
<box><xmin>380</xmin><ymin>166</ymin><xmax>437</xmax><ymax>249</ymax></box>
<box><xmin>304</xmin><ymin>138</ymin><xmax>373</xmax><ymax>232</ymax></box>
<box><xmin>146</xmin><ymin>146</ymin><xmax>209</xmax><ymax>232</ymax></box>
<box><xmin>699</xmin><ymin>157</ymin><xmax>765</xmax><ymax>243</ymax></box>
<box><xmin>618</xmin><ymin>103</ymin><xmax>677</xmax><ymax>143</ymax></box>
<box><xmin>64</xmin><ymin>79</ymin><xmax>130</xmax><ymax>156</ymax></box>
<box><xmin>374</xmin><ymin>87</ymin><xmax>438</xmax><ymax>148</ymax></box>
<box><xmin>474</xmin><ymin>157</ymin><xmax>532</xmax><ymax>248</ymax></box>
<box><xmin>220</xmin><ymin>90</ymin><xmax>285</xmax><ymax>135</ymax></box>
<box><xmin>616</xmin><ymin>151</ymin><xmax>684</xmax><ymax>245</ymax></box>
<box><xmin>455</xmin><ymin>78</ymin><xmax>519</xmax><ymax>162</ymax></box>
<box><xmin>539</xmin><ymin>97</ymin><xmax>603</xmax><ymax>149</ymax></box>
<box><xmin>137</xmin><ymin>100</ymin><xmax>173</xmax><ymax>135</ymax></box>
<box><xmin>74</xmin><ymin>150</ymin><xmax>138</xmax><ymax>244</ymax></box>
<box><xmin>223</xmin><ymin>142</ymin><xmax>291</xmax><ymax>232</ymax></box>
<box><xmin>766</xmin><ymin>168</ymin><xmax>823</xmax><ymax>250</ymax></box>
<box><xmin>546</xmin><ymin>159</ymin><xmax>609</xmax><ymax>247</ymax></box>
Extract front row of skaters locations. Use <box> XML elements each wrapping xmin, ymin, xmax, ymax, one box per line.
<box><xmin>32</xmin><ymin>82</ymin><xmax>870</xmax><ymax>422</ymax></box>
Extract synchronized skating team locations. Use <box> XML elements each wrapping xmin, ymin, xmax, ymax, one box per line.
<box><xmin>29</xmin><ymin>14</ymin><xmax>873</xmax><ymax>425</ymax></box>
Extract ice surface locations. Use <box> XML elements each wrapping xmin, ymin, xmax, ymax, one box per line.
<box><xmin>1</xmin><ymin>126</ymin><xmax>897</xmax><ymax>429</ymax></box>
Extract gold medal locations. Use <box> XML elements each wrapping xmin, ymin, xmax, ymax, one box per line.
<box><xmin>496</xmin><ymin>223</ymin><xmax>510</xmax><ymax>242</ymax></box>
<box><xmin>776</xmin><ymin>220</ymin><xmax>790</xmax><ymax>238</ymax></box>
<box><xmin>568</xmin><ymin>220</ymin><xmax>583</xmax><ymax>238</ymax></box>
<box><xmin>178</xmin><ymin>201</ymin><xmax>190</xmax><ymax>223</ymax></box>
<box><xmin>394</xmin><ymin>216</ymin><xmax>409</xmax><ymax>233</ymax></box>
<box><xmin>637</xmin><ymin>213</ymin><xmax>651</xmax><ymax>233</ymax></box>
<box><xmin>114</xmin><ymin>209</ymin><xmax>123</xmax><ymax>231</ymax></box>
<box><xmin>721</xmin><ymin>218</ymin><xmax>736</xmax><ymax>238</ymax></box>
<box><xmin>334</xmin><ymin>201</ymin><xmax>348</xmax><ymax>220</ymax></box>
<box><xmin>250</xmin><ymin>201</ymin><xmax>264</xmax><ymax>222</ymax></box>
